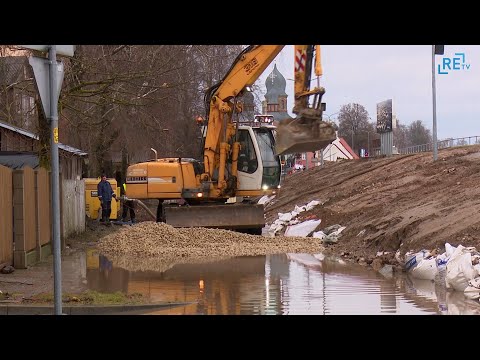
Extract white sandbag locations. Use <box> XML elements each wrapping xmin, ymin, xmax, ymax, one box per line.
<box><xmin>435</xmin><ymin>254</ymin><xmax>449</xmax><ymax>286</ymax></box>
<box><xmin>323</xmin><ymin>224</ymin><xmax>341</xmax><ymax>234</ymax></box>
<box><xmin>278</xmin><ymin>212</ymin><xmax>294</xmax><ymax>222</ymax></box>
<box><xmin>410</xmin><ymin>258</ymin><xmax>438</xmax><ymax>280</ymax></box>
<box><xmin>464</xmin><ymin>277</ymin><xmax>480</xmax><ymax>300</ymax></box>
<box><xmin>404</xmin><ymin>250</ymin><xmax>429</xmax><ymax>272</ymax></box>
<box><xmin>330</xmin><ymin>226</ymin><xmax>346</xmax><ymax>237</ymax></box>
<box><xmin>445</xmin><ymin>242</ymin><xmax>456</xmax><ymax>258</ymax></box>
<box><xmin>305</xmin><ymin>200</ymin><xmax>320</xmax><ymax>211</ymax></box>
<box><xmin>445</xmin><ymin>245</ymin><xmax>478</xmax><ymax>292</ymax></box>
<box><xmin>284</xmin><ymin>219</ymin><xmax>321</xmax><ymax>237</ymax></box>
<box><xmin>290</xmin><ymin>211</ymin><xmax>300</xmax><ymax>218</ymax></box>
<box><xmin>312</xmin><ymin>231</ymin><xmax>326</xmax><ymax>239</ymax></box>
<box><xmin>294</xmin><ymin>205</ymin><xmax>306</xmax><ymax>213</ymax></box>
<box><xmin>258</xmin><ymin>195</ymin><xmax>275</xmax><ymax>205</ymax></box>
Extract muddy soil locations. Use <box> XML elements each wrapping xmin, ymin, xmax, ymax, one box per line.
<box><xmin>265</xmin><ymin>145</ymin><xmax>480</xmax><ymax>263</ymax></box>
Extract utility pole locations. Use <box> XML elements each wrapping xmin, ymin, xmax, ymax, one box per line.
<box><xmin>432</xmin><ymin>45</ymin><xmax>444</xmax><ymax>161</ymax></box>
<box><xmin>49</xmin><ymin>45</ymin><xmax>62</xmax><ymax>315</ymax></box>
<box><xmin>432</xmin><ymin>45</ymin><xmax>438</xmax><ymax>161</ymax></box>
<box><xmin>21</xmin><ymin>44</ymin><xmax>75</xmax><ymax>315</ymax></box>
<box><xmin>367</xmin><ymin>131</ymin><xmax>370</xmax><ymax>155</ymax></box>
<box><xmin>351</xmin><ymin>128</ymin><xmax>354</xmax><ymax>153</ymax></box>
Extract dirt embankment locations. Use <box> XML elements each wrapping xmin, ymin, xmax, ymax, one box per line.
<box><xmin>266</xmin><ymin>145</ymin><xmax>480</xmax><ymax>260</ymax></box>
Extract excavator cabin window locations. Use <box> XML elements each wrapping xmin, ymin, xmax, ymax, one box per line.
<box><xmin>238</xmin><ymin>130</ymin><xmax>258</xmax><ymax>174</ymax></box>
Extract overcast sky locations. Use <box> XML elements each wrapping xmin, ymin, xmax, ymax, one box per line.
<box><xmin>257</xmin><ymin>45</ymin><xmax>479</xmax><ymax>140</ymax></box>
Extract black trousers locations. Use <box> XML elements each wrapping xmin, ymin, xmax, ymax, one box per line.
<box><xmin>101</xmin><ymin>201</ymin><xmax>112</xmax><ymax>221</ymax></box>
<box><xmin>122</xmin><ymin>200</ymin><xmax>135</xmax><ymax>221</ymax></box>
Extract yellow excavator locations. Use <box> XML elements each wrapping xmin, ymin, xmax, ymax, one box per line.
<box><xmin>126</xmin><ymin>45</ymin><xmax>336</xmax><ymax>233</ymax></box>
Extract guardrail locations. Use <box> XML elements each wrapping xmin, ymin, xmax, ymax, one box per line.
<box><xmin>399</xmin><ymin>136</ymin><xmax>480</xmax><ymax>155</ymax></box>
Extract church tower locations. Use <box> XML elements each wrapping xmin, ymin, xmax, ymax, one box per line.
<box><xmin>262</xmin><ymin>64</ymin><xmax>292</xmax><ymax>121</ymax></box>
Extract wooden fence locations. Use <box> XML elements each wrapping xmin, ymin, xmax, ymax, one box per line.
<box><xmin>0</xmin><ymin>165</ymin><xmax>12</xmax><ymax>266</ymax></box>
<box><xmin>0</xmin><ymin>166</ymin><xmax>85</xmax><ymax>269</ymax></box>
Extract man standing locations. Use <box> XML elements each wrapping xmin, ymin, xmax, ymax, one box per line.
<box><xmin>97</xmin><ymin>174</ymin><xmax>116</xmax><ymax>225</ymax></box>
<box><xmin>121</xmin><ymin>182</ymin><xmax>136</xmax><ymax>223</ymax></box>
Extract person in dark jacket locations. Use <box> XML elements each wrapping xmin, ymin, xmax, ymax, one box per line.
<box><xmin>97</xmin><ymin>174</ymin><xmax>116</xmax><ymax>225</ymax></box>
<box><xmin>121</xmin><ymin>182</ymin><xmax>136</xmax><ymax>223</ymax></box>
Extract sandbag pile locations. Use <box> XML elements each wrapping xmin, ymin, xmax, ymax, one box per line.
<box><xmin>397</xmin><ymin>242</ymin><xmax>480</xmax><ymax>302</ymax></box>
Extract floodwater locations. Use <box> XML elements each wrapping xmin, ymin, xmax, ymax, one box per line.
<box><xmin>82</xmin><ymin>250</ymin><xmax>480</xmax><ymax>315</ymax></box>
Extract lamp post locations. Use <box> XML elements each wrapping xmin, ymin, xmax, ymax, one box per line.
<box><xmin>323</xmin><ymin>112</ymin><xmax>340</xmax><ymax>123</ymax></box>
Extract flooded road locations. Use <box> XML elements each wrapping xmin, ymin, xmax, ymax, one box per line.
<box><xmin>83</xmin><ymin>250</ymin><xmax>480</xmax><ymax>315</ymax></box>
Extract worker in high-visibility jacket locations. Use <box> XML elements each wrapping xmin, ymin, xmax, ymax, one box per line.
<box><xmin>121</xmin><ymin>182</ymin><xmax>136</xmax><ymax>223</ymax></box>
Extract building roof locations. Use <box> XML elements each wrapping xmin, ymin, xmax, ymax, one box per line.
<box><xmin>338</xmin><ymin>137</ymin><xmax>360</xmax><ymax>159</ymax></box>
<box><xmin>0</xmin><ymin>151</ymin><xmax>39</xmax><ymax>169</ymax></box>
<box><xmin>0</xmin><ymin>120</ymin><xmax>87</xmax><ymax>156</ymax></box>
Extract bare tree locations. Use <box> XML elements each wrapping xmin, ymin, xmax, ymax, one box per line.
<box><xmin>393</xmin><ymin>119</ymin><xmax>409</xmax><ymax>149</ymax></box>
<box><xmin>408</xmin><ymin>120</ymin><xmax>432</xmax><ymax>146</ymax></box>
<box><xmin>0</xmin><ymin>45</ymin><xmax>247</xmax><ymax>176</ymax></box>
<box><xmin>337</xmin><ymin>103</ymin><xmax>371</xmax><ymax>152</ymax></box>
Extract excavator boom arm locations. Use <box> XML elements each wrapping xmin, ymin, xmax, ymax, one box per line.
<box><xmin>203</xmin><ymin>45</ymin><xmax>284</xmax><ymax>182</ymax></box>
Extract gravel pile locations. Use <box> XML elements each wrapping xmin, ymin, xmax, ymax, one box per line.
<box><xmin>98</xmin><ymin>222</ymin><xmax>324</xmax><ymax>271</ymax></box>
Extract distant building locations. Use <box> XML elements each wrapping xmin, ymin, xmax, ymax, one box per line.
<box><xmin>319</xmin><ymin>135</ymin><xmax>360</xmax><ymax>162</ymax></box>
<box><xmin>0</xmin><ymin>56</ymin><xmax>37</xmax><ymax>132</ymax></box>
<box><xmin>0</xmin><ymin>120</ymin><xmax>87</xmax><ymax>180</ymax></box>
<box><xmin>262</xmin><ymin>64</ymin><xmax>292</xmax><ymax>122</ymax></box>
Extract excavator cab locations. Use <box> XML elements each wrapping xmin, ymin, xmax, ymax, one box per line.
<box><xmin>274</xmin><ymin>45</ymin><xmax>336</xmax><ymax>156</ymax></box>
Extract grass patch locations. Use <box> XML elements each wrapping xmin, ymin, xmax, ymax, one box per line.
<box><xmin>22</xmin><ymin>290</ymin><xmax>145</xmax><ymax>305</ymax></box>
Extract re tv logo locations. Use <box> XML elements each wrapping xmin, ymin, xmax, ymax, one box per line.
<box><xmin>438</xmin><ymin>52</ymin><xmax>471</xmax><ymax>74</ymax></box>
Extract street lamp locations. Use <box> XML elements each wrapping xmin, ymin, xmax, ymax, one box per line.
<box><xmin>323</xmin><ymin>112</ymin><xmax>340</xmax><ymax>123</ymax></box>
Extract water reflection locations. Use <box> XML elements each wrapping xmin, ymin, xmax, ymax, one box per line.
<box><xmin>84</xmin><ymin>250</ymin><xmax>480</xmax><ymax>315</ymax></box>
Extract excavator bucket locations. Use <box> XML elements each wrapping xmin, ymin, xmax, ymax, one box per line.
<box><xmin>164</xmin><ymin>203</ymin><xmax>265</xmax><ymax>232</ymax></box>
<box><xmin>275</xmin><ymin>116</ymin><xmax>337</xmax><ymax>156</ymax></box>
